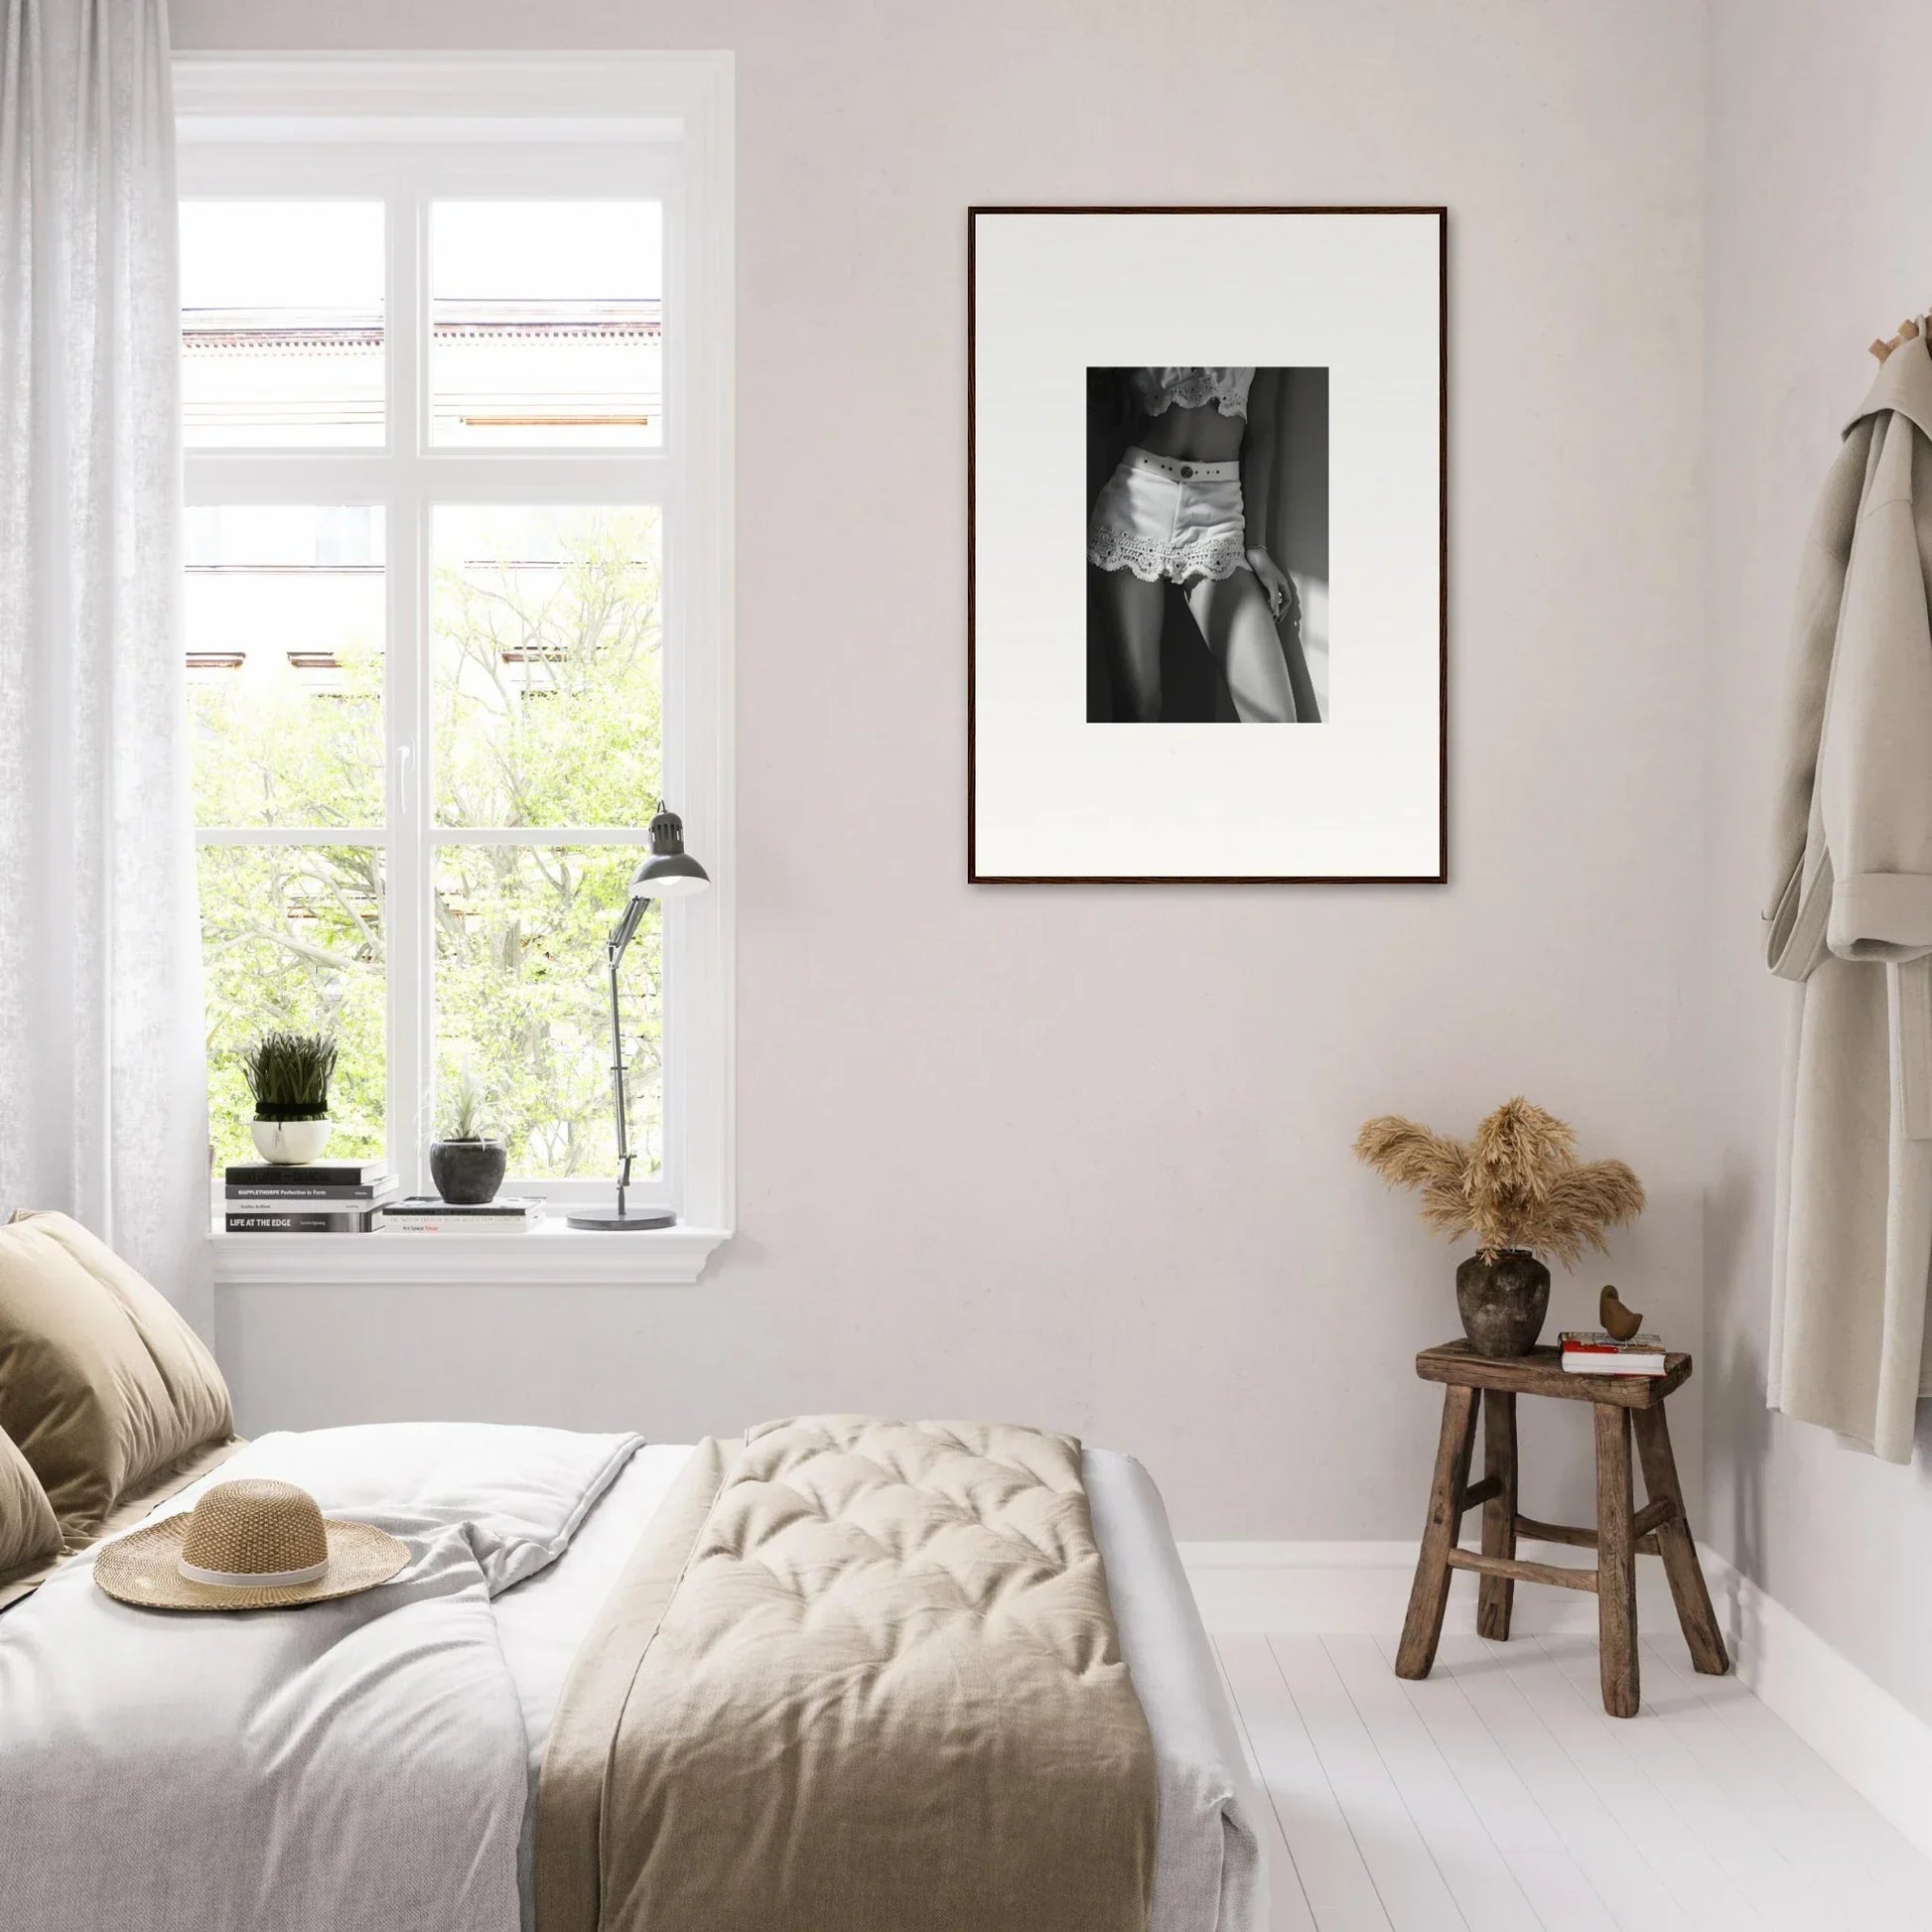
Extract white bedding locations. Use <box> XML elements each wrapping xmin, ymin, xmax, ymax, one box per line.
<box><xmin>1</xmin><ymin>1427</ymin><xmax>1261</xmax><ymax>1932</ymax></box>
<box><xmin>0</xmin><ymin>1424</ymin><xmax>639</xmax><ymax>1932</ymax></box>
<box><xmin>491</xmin><ymin>1444</ymin><xmax>1265</xmax><ymax>1932</ymax></box>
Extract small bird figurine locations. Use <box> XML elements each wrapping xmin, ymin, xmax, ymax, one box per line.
<box><xmin>1599</xmin><ymin>1285</ymin><xmax>1643</xmax><ymax>1341</ymax></box>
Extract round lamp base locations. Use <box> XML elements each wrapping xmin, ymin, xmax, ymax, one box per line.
<box><xmin>566</xmin><ymin>1207</ymin><xmax>677</xmax><ymax>1232</ymax></box>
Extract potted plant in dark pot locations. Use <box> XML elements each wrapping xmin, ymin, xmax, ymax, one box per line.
<box><xmin>243</xmin><ymin>1031</ymin><xmax>339</xmax><ymax>1166</ymax></box>
<box><xmin>429</xmin><ymin>1074</ymin><xmax>507</xmax><ymax>1206</ymax></box>
<box><xmin>1353</xmin><ymin>1097</ymin><xmax>1646</xmax><ymax>1357</ymax></box>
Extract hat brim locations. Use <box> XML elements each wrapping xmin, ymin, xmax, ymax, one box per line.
<box><xmin>93</xmin><ymin>1514</ymin><xmax>410</xmax><ymax>1611</ymax></box>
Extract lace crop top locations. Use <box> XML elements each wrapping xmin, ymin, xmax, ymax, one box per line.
<box><xmin>1129</xmin><ymin>366</ymin><xmax>1255</xmax><ymax>420</ymax></box>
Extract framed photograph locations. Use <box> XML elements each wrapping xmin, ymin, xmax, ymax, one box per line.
<box><xmin>968</xmin><ymin>207</ymin><xmax>1447</xmax><ymax>884</ymax></box>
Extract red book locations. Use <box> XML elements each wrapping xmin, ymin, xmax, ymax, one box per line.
<box><xmin>1558</xmin><ymin>1329</ymin><xmax>1666</xmax><ymax>1375</ymax></box>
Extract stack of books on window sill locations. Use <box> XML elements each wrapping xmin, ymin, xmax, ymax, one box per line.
<box><xmin>1558</xmin><ymin>1330</ymin><xmax>1669</xmax><ymax>1377</ymax></box>
<box><xmin>222</xmin><ymin>1161</ymin><xmax>396</xmax><ymax>1233</ymax></box>
<box><xmin>376</xmin><ymin>1196</ymin><xmax>546</xmax><ymax>1235</ymax></box>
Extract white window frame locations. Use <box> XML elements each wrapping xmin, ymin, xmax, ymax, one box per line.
<box><xmin>178</xmin><ymin>55</ymin><xmax>735</xmax><ymax>1285</ymax></box>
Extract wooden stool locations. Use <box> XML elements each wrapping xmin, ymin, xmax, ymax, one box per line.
<box><xmin>1394</xmin><ymin>1340</ymin><xmax>1728</xmax><ymax>1717</ymax></box>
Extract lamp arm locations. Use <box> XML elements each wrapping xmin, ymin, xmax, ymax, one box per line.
<box><xmin>605</xmin><ymin>894</ymin><xmax>652</xmax><ymax>1218</ymax></box>
<box><xmin>608</xmin><ymin>894</ymin><xmax>648</xmax><ymax>961</ymax></box>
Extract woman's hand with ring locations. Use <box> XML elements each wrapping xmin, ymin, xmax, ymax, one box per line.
<box><xmin>1247</xmin><ymin>547</ymin><xmax>1299</xmax><ymax>624</ymax></box>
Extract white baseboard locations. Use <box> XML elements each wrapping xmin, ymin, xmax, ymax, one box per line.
<box><xmin>1177</xmin><ymin>1538</ymin><xmax>1679</xmax><ymax>1637</ymax></box>
<box><xmin>1699</xmin><ymin>1548</ymin><xmax>1932</xmax><ymax>1864</ymax></box>
<box><xmin>1179</xmin><ymin>1539</ymin><xmax>1932</xmax><ymax>1865</ymax></box>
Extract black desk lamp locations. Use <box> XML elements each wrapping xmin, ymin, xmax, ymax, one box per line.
<box><xmin>568</xmin><ymin>803</ymin><xmax>709</xmax><ymax>1230</ymax></box>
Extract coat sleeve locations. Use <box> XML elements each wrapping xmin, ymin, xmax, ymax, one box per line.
<box><xmin>1765</xmin><ymin>424</ymin><xmax>1870</xmax><ymax>979</ymax></box>
<box><xmin>1769</xmin><ymin>433</ymin><xmax>1866</xmax><ymax>916</ymax></box>
<box><xmin>1820</xmin><ymin>416</ymin><xmax>1932</xmax><ymax>963</ymax></box>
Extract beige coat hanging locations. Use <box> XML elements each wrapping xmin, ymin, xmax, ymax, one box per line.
<box><xmin>1766</xmin><ymin>330</ymin><xmax>1932</xmax><ymax>1461</ymax></box>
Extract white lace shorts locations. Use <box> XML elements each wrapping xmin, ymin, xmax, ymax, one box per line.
<box><xmin>1086</xmin><ymin>447</ymin><xmax>1250</xmax><ymax>585</ymax></box>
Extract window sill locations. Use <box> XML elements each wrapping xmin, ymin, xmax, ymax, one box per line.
<box><xmin>208</xmin><ymin>1220</ymin><xmax>731</xmax><ymax>1287</ymax></box>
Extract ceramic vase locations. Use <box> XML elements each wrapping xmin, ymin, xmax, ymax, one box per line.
<box><xmin>428</xmin><ymin>1139</ymin><xmax>507</xmax><ymax>1205</ymax></box>
<box><xmin>1454</xmin><ymin>1248</ymin><xmax>1551</xmax><ymax>1357</ymax></box>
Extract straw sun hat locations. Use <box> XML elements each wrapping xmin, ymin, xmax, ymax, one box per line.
<box><xmin>94</xmin><ymin>1478</ymin><xmax>409</xmax><ymax>1611</ymax></box>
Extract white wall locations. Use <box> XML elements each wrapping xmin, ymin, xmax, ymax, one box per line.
<box><xmin>1704</xmin><ymin>0</ymin><xmax>1932</xmax><ymax>1728</ymax></box>
<box><xmin>175</xmin><ymin>0</ymin><xmax>1707</xmax><ymax>1541</ymax></box>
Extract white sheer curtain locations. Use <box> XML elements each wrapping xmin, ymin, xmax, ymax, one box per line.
<box><xmin>0</xmin><ymin>0</ymin><xmax>209</xmax><ymax>1328</ymax></box>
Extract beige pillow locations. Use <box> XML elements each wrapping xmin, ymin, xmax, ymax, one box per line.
<box><xmin>0</xmin><ymin>1211</ymin><xmax>233</xmax><ymax>1540</ymax></box>
<box><xmin>0</xmin><ymin>1422</ymin><xmax>61</xmax><ymax>1585</ymax></box>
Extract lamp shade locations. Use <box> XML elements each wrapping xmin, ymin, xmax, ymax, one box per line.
<box><xmin>629</xmin><ymin>803</ymin><xmax>710</xmax><ymax>900</ymax></box>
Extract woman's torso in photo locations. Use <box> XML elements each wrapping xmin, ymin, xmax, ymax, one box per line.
<box><xmin>1127</xmin><ymin>366</ymin><xmax>1253</xmax><ymax>462</ymax></box>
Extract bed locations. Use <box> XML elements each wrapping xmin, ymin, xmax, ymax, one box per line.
<box><xmin>0</xmin><ymin>1422</ymin><xmax>1264</xmax><ymax>1932</ymax></box>
<box><xmin>0</xmin><ymin>1213</ymin><xmax>1262</xmax><ymax>1932</ymax></box>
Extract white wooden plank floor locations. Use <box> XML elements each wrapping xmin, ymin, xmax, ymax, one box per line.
<box><xmin>1214</xmin><ymin>1630</ymin><xmax>1932</xmax><ymax>1932</ymax></box>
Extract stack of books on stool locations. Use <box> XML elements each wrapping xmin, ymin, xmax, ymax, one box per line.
<box><xmin>1559</xmin><ymin>1329</ymin><xmax>1668</xmax><ymax>1377</ymax></box>
<box><xmin>376</xmin><ymin>1195</ymin><xmax>546</xmax><ymax>1235</ymax></box>
<box><xmin>223</xmin><ymin>1160</ymin><xmax>396</xmax><ymax>1233</ymax></box>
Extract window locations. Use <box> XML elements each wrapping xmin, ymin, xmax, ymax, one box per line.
<box><xmin>176</xmin><ymin>57</ymin><xmax>734</xmax><ymax>1275</ymax></box>
<box><xmin>429</xmin><ymin>203</ymin><xmax>663</xmax><ymax>447</ymax></box>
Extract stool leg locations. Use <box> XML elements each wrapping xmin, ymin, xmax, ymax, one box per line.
<box><xmin>1397</xmin><ymin>1384</ymin><xmax>1479</xmax><ymax>1680</ymax></box>
<box><xmin>1593</xmin><ymin>1402</ymin><xmax>1640</xmax><ymax>1718</ymax></box>
<box><xmin>1476</xmin><ymin>1390</ymin><xmax>1518</xmax><ymax>1640</ymax></box>
<box><xmin>1632</xmin><ymin>1405</ymin><xmax>1729</xmax><ymax>1676</ymax></box>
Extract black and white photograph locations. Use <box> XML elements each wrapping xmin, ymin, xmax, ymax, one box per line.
<box><xmin>1085</xmin><ymin>365</ymin><xmax>1328</xmax><ymax>724</ymax></box>
<box><xmin>970</xmin><ymin>207</ymin><xmax>1444</xmax><ymax>882</ymax></box>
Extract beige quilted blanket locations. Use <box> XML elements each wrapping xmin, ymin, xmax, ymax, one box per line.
<box><xmin>534</xmin><ymin>1417</ymin><xmax>1158</xmax><ymax>1932</ymax></box>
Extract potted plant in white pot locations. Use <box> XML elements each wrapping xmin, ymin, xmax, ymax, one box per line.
<box><xmin>429</xmin><ymin>1073</ymin><xmax>507</xmax><ymax>1205</ymax></box>
<box><xmin>243</xmin><ymin>1032</ymin><xmax>339</xmax><ymax>1166</ymax></box>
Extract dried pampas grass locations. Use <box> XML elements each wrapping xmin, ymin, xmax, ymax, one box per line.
<box><xmin>1353</xmin><ymin>1097</ymin><xmax>1644</xmax><ymax>1266</ymax></box>
<box><xmin>1351</xmin><ymin>1116</ymin><xmax>1473</xmax><ymax>1238</ymax></box>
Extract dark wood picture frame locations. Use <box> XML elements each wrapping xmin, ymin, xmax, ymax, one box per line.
<box><xmin>967</xmin><ymin>206</ymin><xmax>1449</xmax><ymax>886</ymax></box>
